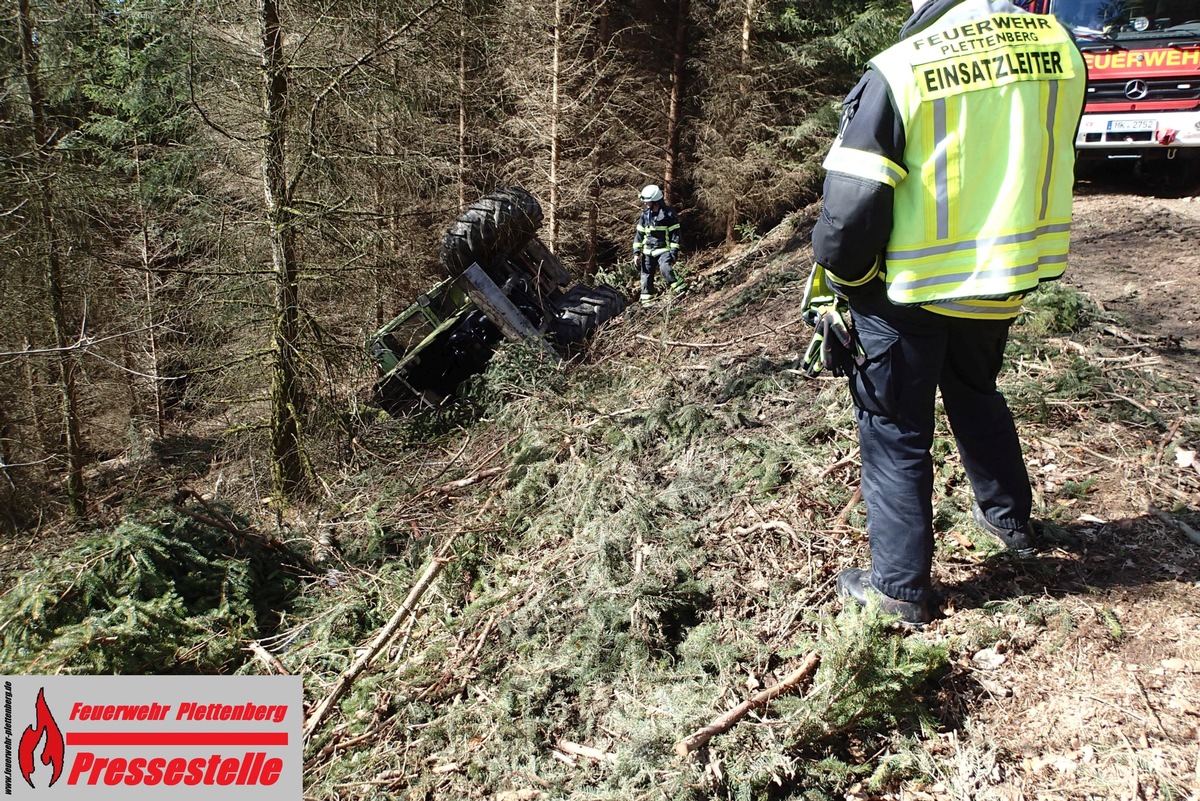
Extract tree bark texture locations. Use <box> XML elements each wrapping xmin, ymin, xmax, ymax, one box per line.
<box><xmin>585</xmin><ymin>1</ymin><xmax>611</xmax><ymax>278</ymax></box>
<box><xmin>741</xmin><ymin>0</ymin><xmax>753</xmax><ymax>94</ymax></box>
<box><xmin>458</xmin><ymin>0</ymin><xmax>469</xmax><ymax>210</ymax></box>
<box><xmin>726</xmin><ymin>0</ymin><xmax>755</xmax><ymax>242</ymax></box>
<box><xmin>663</xmin><ymin>0</ymin><xmax>690</xmax><ymax>202</ymax></box>
<box><xmin>674</xmin><ymin>651</ymin><xmax>821</xmax><ymax>756</ymax></box>
<box><xmin>16</xmin><ymin>0</ymin><xmax>87</xmax><ymax>517</ymax></box>
<box><xmin>260</xmin><ymin>0</ymin><xmax>309</xmax><ymax>500</ymax></box>
<box><xmin>133</xmin><ymin>135</ymin><xmax>165</xmax><ymax>440</ymax></box>
<box><xmin>548</xmin><ymin>0</ymin><xmax>562</xmax><ymax>252</ymax></box>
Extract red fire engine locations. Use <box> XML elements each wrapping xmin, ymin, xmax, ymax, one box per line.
<box><xmin>1026</xmin><ymin>0</ymin><xmax>1200</xmax><ymax>174</ymax></box>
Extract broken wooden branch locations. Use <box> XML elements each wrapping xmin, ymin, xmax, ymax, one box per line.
<box><xmin>817</xmin><ymin>448</ymin><xmax>860</xmax><ymax>480</ymax></box>
<box><xmin>303</xmin><ymin>551</ymin><xmax>449</xmax><ymax>742</ymax></box>
<box><xmin>1148</xmin><ymin>504</ymin><xmax>1200</xmax><ymax>547</ymax></box>
<box><xmin>172</xmin><ymin>489</ymin><xmax>242</xmax><ymax>536</ymax></box>
<box><xmin>634</xmin><ymin>318</ymin><xmax>806</xmax><ymax>350</ymax></box>
<box><xmin>674</xmin><ymin>651</ymin><xmax>821</xmax><ymax>757</ymax></box>
<box><xmin>431</xmin><ymin>466</ymin><xmax>503</xmax><ymax>493</ymax></box>
<box><xmin>835</xmin><ymin>486</ymin><xmax>862</xmax><ymax>527</ymax></box>
<box><xmin>554</xmin><ymin>739</ymin><xmax>616</xmax><ymax>764</ymax></box>
<box><xmin>416</xmin><ymin>466</ymin><xmax>504</xmax><ymax>498</ymax></box>
<box><xmin>172</xmin><ymin>488</ymin><xmax>283</xmax><ymax>551</ymax></box>
<box><xmin>303</xmin><ymin>500</ymin><xmax>493</xmax><ymax>743</ymax></box>
<box><xmin>247</xmin><ymin>641</ymin><xmax>289</xmax><ymax>675</ymax></box>
<box><xmin>732</xmin><ymin>520</ymin><xmax>798</xmax><ymax>540</ymax></box>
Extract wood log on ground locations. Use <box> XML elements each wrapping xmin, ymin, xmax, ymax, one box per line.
<box><xmin>674</xmin><ymin>650</ymin><xmax>821</xmax><ymax>757</ymax></box>
<box><xmin>303</xmin><ymin>551</ymin><xmax>449</xmax><ymax>741</ymax></box>
<box><xmin>1149</xmin><ymin>504</ymin><xmax>1200</xmax><ymax>547</ymax></box>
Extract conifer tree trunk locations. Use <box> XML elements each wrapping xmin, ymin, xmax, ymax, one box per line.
<box><xmin>22</xmin><ymin>338</ymin><xmax>42</xmax><ymax>435</ymax></box>
<box><xmin>260</xmin><ymin>0</ymin><xmax>308</xmax><ymax>500</ymax></box>
<box><xmin>548</xmin><ymin>0</ymin><xmax>562</xmax><ymax>251</ymax></box>
<box><xmin>726</xmin><ymin>0</ymin><xmax>754</xmax><ymax>242</ymax></box>
<box><xmin>585</xmin><ymin>2</ymin><xmax>610</xmax><ymax>278</ymax></box>
<box><xmin>16</xmin><ymin>0</ymin><xmax>86</xmax><ymax>517</ymax></box>
<box><xmin>133</xmin><ymin>135</ymin><xmax>166</xmax><ymax>440</ymax></box>
<box><xmin>663</xmin><ymin>0</ymin><xmax>689</xmax><ymax>201</ymax></box>
<box><xmin>740</xmin><ymin>0</ymin><xmax>753</xmax><ymax>94</ymax></box>
<box><xmin>458</xmin><ymin>0</ymin><xmax>469</xmax><ymax>209</ymax></box>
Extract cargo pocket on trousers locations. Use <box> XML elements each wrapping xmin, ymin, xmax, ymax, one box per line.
<box><xmin>848</xmin><ymin>327</ymin><xmax>900</xmax><ymax>418</ymax></box>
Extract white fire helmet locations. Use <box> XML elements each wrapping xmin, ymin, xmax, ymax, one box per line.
<box><xmin>639</xmin><ymin>184</ymin><xmax>664</xmax><ymax>203</ymax></box>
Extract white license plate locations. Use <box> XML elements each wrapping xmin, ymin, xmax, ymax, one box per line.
<box><xmin>1107</xmin><ymin>119</ymin><xmax>1155</xmax><ymax>132</ymax></box>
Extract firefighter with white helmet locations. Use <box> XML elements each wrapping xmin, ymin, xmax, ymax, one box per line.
<box><xmin>632</xmin><ymin>184</ymin><xmax>685</xmax><ymax>305</ymax></box>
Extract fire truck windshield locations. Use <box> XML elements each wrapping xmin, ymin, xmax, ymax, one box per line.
<box><xmin>1043</xmin><ymin>0</ymin><xmax>1200</xmax><ymax>34</ymax></box>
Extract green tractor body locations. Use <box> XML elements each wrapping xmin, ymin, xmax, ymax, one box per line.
<box><xmin>367</xmin><ymin>187</ymin><xmax>626</xmax><ymax>413</ymax></box>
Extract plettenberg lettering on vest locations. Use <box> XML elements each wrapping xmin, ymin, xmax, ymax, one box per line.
<box><xmin>912</xmin><ymin>14</ymin><xmax>1054</xmax><ymax>53</ymax></box>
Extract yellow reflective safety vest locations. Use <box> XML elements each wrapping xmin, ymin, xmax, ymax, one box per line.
<box><xmin>825</xmin><ymin>4</ymin><xmax>1086</xmax><ymax>318</ymax></box>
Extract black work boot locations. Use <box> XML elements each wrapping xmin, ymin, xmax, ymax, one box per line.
<box><xmin>836</xmin><ymin>567</ymin><xmax>934</xmax><ymax>627</ymax></box>
<box><xmin>972</xmin><ymin>503</ymin><xmax>1039</xmax><ymax>556</ymax></box>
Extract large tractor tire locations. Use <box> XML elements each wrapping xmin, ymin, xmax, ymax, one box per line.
<box><xmin>440</xmin><ymin>187</ymin><xmax>544</xmax><ymax>281</ymax></box>
<box><xmin>550</xmin><ymin>284</ymin><xmax>628</xmax><ymax>344</ymax></box>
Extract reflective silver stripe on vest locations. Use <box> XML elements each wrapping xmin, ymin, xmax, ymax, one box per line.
<box><xmin>636</xmin><ymin>222</ymin><xmax>680</xmax><ymax>256</ymax></box>
<box><xmin>933</xmin><ymin>98</ymin><xmax>949</xmax><ymax>241</ymax></box>
<box><xmin>887</xmin><ymin>221</ymin><xmax>1071</xmax><ymax>261</ymax></box>
<box><xmin>822</xmin><ymin>147</ymin><xmax>908</xmax><ymax>188</ymax></box>
<box><xmin>924</xmin><ymin>296</ymin><xmax>1026</xmax><ymax>318</ymax></box>
<box><xmin>894</xmin><ymin>252</ymin><xmax>1067</xmax><ymax>293</ymax></box>
<box><xmin>1039</xmin><ymin>81</ymin><xmax>1058</xmax><ymax>221</ymax></box>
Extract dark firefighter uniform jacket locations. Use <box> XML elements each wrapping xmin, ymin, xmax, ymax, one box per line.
<box><xmin>633</xmin><ymin>204</ymin><xmax>682</xmax><ymax>259</ymax></box>
<box><xmin>812</xmin><ymin>0</ymin><xmax>1087</xmax><ymax>319</ymax></box>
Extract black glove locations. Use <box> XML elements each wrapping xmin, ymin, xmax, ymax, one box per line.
<box><xmin>803</xmin><ymin>302</ymin><xmax>865</xmax><ymax>378</ymax></box>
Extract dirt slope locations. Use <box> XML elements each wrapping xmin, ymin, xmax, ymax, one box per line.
<box><xmin>2</xmin><ymin>179</ymin><xmax>1196</xmax><ymax>801</ymax></box>
<box><xmin>960</xmin><ymin>186</ymin><xmax>1200</xmax><ymax>801</ymax></box>
<box><xmin>957</xmin><ymin>186</ymin><xmax>1200</xmax><ymax>801</ymax></box>
<box><xmin>1066</xmin><ymin>185</ymin><xmax>1200</xmax><ymax>381</ymax></box>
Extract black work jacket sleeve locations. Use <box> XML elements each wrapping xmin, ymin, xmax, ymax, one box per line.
<box><xmin>811</xmin><ymin>69</ymin><xmax>905</xmax><ymax>292</ymax></box>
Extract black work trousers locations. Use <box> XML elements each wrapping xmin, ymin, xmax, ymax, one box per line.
<box><xmin>639</xmin><ymin>251</ymin><xmax>678</xmax><ymax>295</ymax></box>
<box><xmin>846</xmin><ymin>284</ymin><xmax>1032</xmax><ymax>602</ymax></box>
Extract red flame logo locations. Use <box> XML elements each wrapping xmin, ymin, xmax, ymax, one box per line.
<box><xmin>19</xmin><ymin>687</ymin><xmax>65</xmax><ymax>789</ymax></box>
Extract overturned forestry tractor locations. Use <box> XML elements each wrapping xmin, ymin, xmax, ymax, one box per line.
<box><xmin>368</xmin><ymin>187</ymin><xmax>627</xmax><ymax>413</ymax></box>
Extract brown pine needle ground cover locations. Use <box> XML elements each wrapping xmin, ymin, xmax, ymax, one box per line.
<box><xmin>1</xmin><ymin>192</ymin><xmax>1196</xmax><ymax>801</ymax></box>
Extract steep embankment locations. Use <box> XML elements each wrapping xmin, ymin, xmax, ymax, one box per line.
<box><xmin>296</xmin><ymin>188</ymin><xmax>1199</xmax><ymax>800</ymax></box>
<box><xmin>3</xmin><ymin>186</ymin><xmax>1195</xmax><ymax>801</ymax></box>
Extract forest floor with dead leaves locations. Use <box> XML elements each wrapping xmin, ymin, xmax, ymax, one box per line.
<box><xmin>650</xmin><ymin>176</ymin><xmax>1200</xmax><ymax>801</ymax></box>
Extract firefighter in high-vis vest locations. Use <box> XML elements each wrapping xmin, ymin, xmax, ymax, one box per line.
<box><xmin>632</xmin><ymin>184</ymin><xmax>685</xmax><ymax>306</ymax></box>
<box><xmin>809</xmin><ymin>0</ymin><xmax>1086</xmax><ymax>625</ymax></box>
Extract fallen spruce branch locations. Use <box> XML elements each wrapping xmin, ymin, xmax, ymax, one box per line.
<box><xmin>674</xmin><ymin>651</ymin><xmax>821</xmax><ymax>757</ymax></box>
<box><xmin>171</xmin><ymin>488</ymin><xmax>283</xmax><ymax>551</ymax></box>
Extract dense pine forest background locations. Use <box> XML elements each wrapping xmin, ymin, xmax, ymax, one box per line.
<box><xmin>1</xmin><ymin>0</ymin><xmax>908</xmax><ymax>520</ymax></box>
